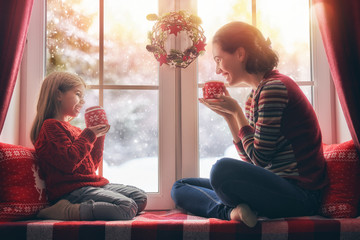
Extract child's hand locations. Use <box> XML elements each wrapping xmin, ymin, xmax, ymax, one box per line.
<box><xmin>88</xmin><ymin>124</ymin><xmax>110</xmax><ymax>137</ymax></box>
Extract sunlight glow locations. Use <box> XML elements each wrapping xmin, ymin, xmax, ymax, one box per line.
<box><xmin>73</xmin><ymin>0</ymin><xmax>158</xmax><ymax>40</ymax></box>
<box><xmin>198</xmin><ymin>0</ymin><xmax>252</xmax><ymax>37</ymax></box>
<box><xmin>197</xmin><ymin>0</ymin><xmax>310</xmax><ymax>83</ymax></box>
<box><xmin>257</xmin><ymin>0</ymin><xmax>310</xmax><ymax>54</ymax></box>
<box><xmin>104</xmin><ymin>0</ymin><xmax>158</xmax><ymax>42</ymax></box>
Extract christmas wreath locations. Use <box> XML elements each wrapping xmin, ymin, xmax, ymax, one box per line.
<box><xmin>146</xmin><ymin>11</ymin><xmax>206</xmax><ymax>68</ymax></box>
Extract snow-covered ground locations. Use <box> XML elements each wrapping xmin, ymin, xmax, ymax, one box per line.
<box><xmin>103</xmin><ymin>145</ymin><xmax>239</xmax><ymax>192</ymax></box>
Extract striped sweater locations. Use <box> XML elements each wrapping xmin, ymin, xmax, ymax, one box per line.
<box><xmin>234</xmin><ymin>70</ymin><xmax>328</xmax><ymax>190</ymax></box>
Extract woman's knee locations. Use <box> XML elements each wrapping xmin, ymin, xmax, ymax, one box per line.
<box><xmin>171</xmin><ymin>178</ymin><xmax>197</xmax><ymax>206</ymax></box>
<box><xmin>171</xmin><ymin>179</ymin><xmax>185</xmax><ymax>205</ymax></box>
<box><xmin>210</xmin><ymin>158</ymin><xmax>235</xmax><ymax>187</ymax></box>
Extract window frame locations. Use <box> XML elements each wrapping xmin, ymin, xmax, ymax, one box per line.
<box><xmin>310</xmin><ymin>3</ymin><xmax>336</xmax><ymax>144</ymax></box>
<box><xmin>21</xmin><ymin>0</ymin><xmax>333</xmax><ymax>209</ymax></box>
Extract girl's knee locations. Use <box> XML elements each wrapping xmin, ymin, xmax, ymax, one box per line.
<box><xmin>126</xmin><ymin>202</ymin><xmax>138</xmax><ymax>219</ymax></box>
<box><xmin>88</xmin><ymin>199</ymin><xmax>138</xmax><ymax>220</ymax></box>
<box><xmin>123</xmin><ymin>186</ymin><xmax>148</xmax><ymax>213</ymax></box>
<box><xmin>135</xmin><ymin>192</ymin><xmax>147</xmax><ymax>213</ymax></box>
<box><xmin>117</xmin><ymin>198</ymin><xmax>138</xmax><ymax>220</ymax></box>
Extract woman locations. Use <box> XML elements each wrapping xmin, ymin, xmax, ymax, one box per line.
<box><xmin>171</xmin><ymin>22</ymin><xmax>328</xmax><ymax>227</ymax></box>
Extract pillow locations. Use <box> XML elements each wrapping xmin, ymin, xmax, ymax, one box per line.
<box><xmin>0</xmin><ymin>142</ymin><xmax>48</xmax><ymax>221</ymax></box>
<box><xmin>319</xmin><ymin>140</ymin><xmax>360</xmax><ymax>218</ymax></box>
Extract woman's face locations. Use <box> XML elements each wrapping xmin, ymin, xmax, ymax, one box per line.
<box><xmin>212</xmin><ymin>43</ymin><xmax>246</xmax><ymax>86</ymax></box>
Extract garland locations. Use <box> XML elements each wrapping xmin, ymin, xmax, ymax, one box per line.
<box><xmin>146</xmin><ymin>11</ymin><xmax>206</xmax><ymax>68</ymax></box>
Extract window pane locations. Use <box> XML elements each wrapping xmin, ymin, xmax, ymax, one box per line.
<box><xmin>46</xmin><ymin>0</ymin><xmax>100</xmax><ymax>84</ymax></box>
<box><xmin>103</xmin><ymin>90</ymin><xmax>159</xmax><ymax>192</ymax></box>
<box><xmin>104</xmin><ymin>0</ymin><xmax>158</xmax><ymax>85</ymax></box>
<box><xmin>198</xmin><ymin>87</ymin><xmax>250</xmax><ymax>178</ymax></box>
<box><xmin>300</xmin><ymin>86</ymin><xmax>313</xmax><ymax>105</ymax></box>
<box><xmin>257</xmin><ymin>0</ymin><xmax>311</xmax><ymax>82</ymax></box>
<box><xmin>197</xmin><ymin>0</ymin><xmax>252</xmax><ymax>178</ymax></box>
<box><xmin>197</xmin><ymin>0</ymin><xmax>312</xmax><ymax>178</ymax></box>
<box><xmin>47</xmin><ymin>0</ymin><xmax>160</xmax><ymax>193</ymax></box>
<box><xmin>197</xmin><ymin>0</ymin><xmax>252</xmax><ymax>84</ymax></box>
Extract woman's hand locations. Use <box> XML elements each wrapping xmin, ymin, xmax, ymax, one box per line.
<box><xmin>199</xmin><ymin>87</ymin><xmax>242</xmax><ymax>120</ymax></box>
<box><xmin>88</xmin><ymin>124</ymin><xmax>110</xmax><ymax>137</ymax></box>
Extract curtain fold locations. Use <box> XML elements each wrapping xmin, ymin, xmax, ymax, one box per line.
<box><xmin>0</xmin><ymin>0</ymin><xmax>34</xmax><ymax>134</ymax></box>
<box><xmin>313</xmin><ymin>0</ymin><xmax>360</xmax><ymax>151</ymax></box>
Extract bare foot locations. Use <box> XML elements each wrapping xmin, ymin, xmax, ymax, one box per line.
<box><xmin>230</xmin><ymin>204</ymin><xmax>257</xmax><ymax>227</ymax></box>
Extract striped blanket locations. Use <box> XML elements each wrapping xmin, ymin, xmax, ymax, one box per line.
<box><xmin>1</xmin><ymin>209</ymin><xmax>360</xmax><ymax>240</ymax></box>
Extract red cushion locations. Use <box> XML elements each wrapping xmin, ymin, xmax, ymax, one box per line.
<box><xmin>319</xmin><ymin>140</ymin><xmax>360</xmax><ymax>218</ymax></box>
<box><xmin>0</xmin><ymin>142</ymin><xmax>48</xmax><ymax>221</ymax></box>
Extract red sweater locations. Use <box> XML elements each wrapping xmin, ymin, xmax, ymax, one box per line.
<box><xmin>35</xmin><ymin>119</ymin><xmax>109</xmax><ymax>202</ymax></box>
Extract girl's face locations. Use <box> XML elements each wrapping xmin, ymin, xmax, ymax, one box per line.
<box><xmin>212</xmin><ymin>43</ymin><xmax>246</xmax><ymax>86</ymax></box>
<box><xmin>56</xmin><ymin>85</ymin><xmax>85</xmax><ymax>121</ymax></box>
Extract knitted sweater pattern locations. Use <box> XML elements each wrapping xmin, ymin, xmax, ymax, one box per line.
<box><xmin>35</xmin><ymin>119</ymin><xmax>109</xmax><ymax>202</ymax></box>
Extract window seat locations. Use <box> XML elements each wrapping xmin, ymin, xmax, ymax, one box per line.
<box><xmin>1</xmin><ymin>140</ymin><xmax>360</xmax><ymax>240</ymax></box>
<box><xmin>1</xmin><ymin>209</ymin><xmax>360</xmax><ymax>240</ymax></box>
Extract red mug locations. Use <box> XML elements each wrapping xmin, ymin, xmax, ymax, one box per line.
<box><xmin>202</xmin><ymin>81</ymin><xmax>225</xmax><ymax>101</ymax></box>
<box><xmin>84</xmin><ymin>106</ymin><xmax>108</xmax><ymax>127</ymax></box>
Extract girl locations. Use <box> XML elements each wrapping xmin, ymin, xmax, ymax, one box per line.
<box><xmin>171</xmin><ymin>22</ymin><xmax>328</xmax><ymax>227</ymax></box>
<box><xmin>31</xmin><ymin>72</ymin><xmax>147</xmax><ymax>221</ymax></box>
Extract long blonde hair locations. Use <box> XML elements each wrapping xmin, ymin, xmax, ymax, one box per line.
<box><xmin>30</xmin><ymin>72</ymin><xmax>86</xmax><ymax>145</ymax></box>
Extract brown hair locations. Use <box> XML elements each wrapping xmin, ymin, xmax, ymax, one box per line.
<box><xmin>213</xmin><ymin>21</ymin><xmax>278</xmax><ymax>74</ymax></box>
<box><xmin>30</xmin><ymin>72</ymin><xmax>86</xmax><ymax>144</ymax></box>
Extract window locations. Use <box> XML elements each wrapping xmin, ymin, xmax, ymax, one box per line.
<box><xmin>46</xmin><ymin>0</ymin><xmax>176</xmax><ymax>209</ymax></box>
<box><xmin>23</xmin><ymin>0</ymin><xmax>331</xmax><ymax>209</ymax></box>
<box><xmin>196</xmin><ymin>0</ymin><xmax>314</xmax><ymax>178</ymax></box>
<box><xmin>47</xmin><ymin>0</ymin><xmax>159</xmax><ymax>192</ymax></box>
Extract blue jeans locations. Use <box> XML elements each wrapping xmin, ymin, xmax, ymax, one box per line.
<box><xmin>171</xmin><ymin>158</ymin><xmax>321</xmax><ymax>220</ymax></box>
<box><xmin>63</xmin><ymin>183</ymin><xmax>147</xmax><ymax>220</ymax></box>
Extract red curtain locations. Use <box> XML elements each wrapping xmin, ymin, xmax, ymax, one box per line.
<box><xmin>0</xmin><ymin>0</ymin><xmax>34</xmax><ymax>134</ymax></box>
<box><xmin>314</xmin><ymin>0</ymin><xmax>360</xmax><ymax>151</ymax></box>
